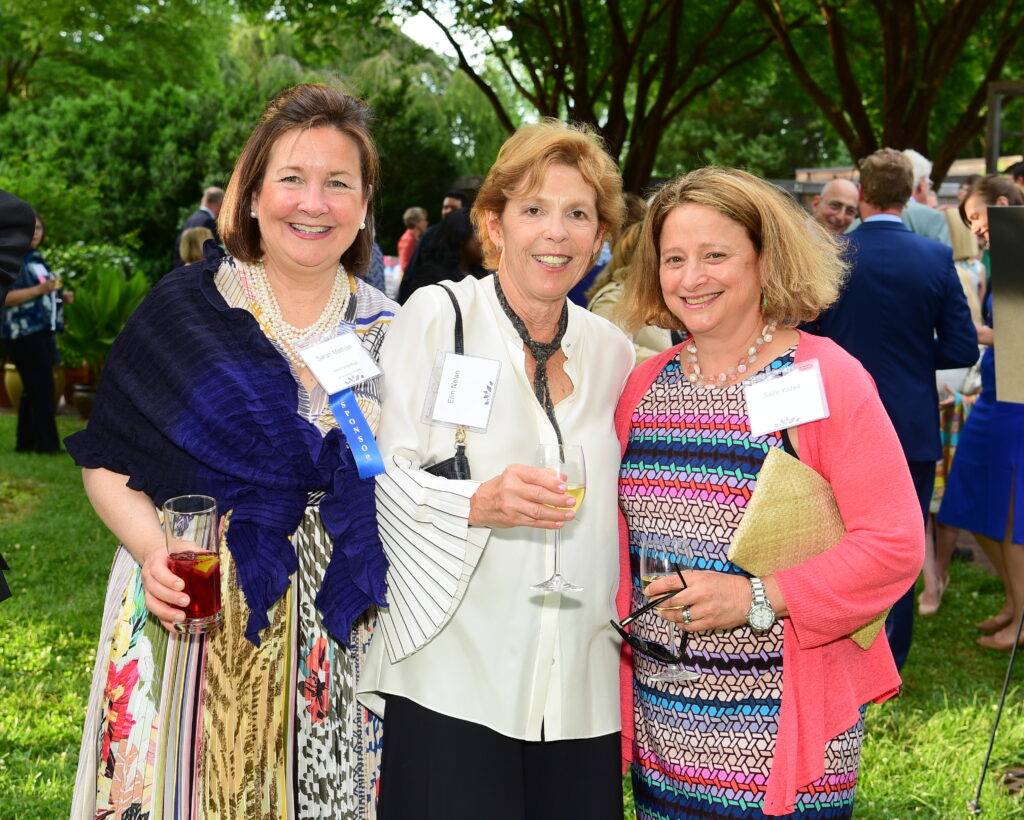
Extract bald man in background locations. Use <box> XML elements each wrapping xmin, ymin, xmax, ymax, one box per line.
<box><xmin>810</xmin><ymin>178</ymin><xmax>859</xmax><ymax>236</ymax></box>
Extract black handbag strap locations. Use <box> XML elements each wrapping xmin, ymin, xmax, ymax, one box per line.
<box><xmin>436</xmin><ymin>284</ymin><xmax>464</xmax><ymax>355</ymax></box>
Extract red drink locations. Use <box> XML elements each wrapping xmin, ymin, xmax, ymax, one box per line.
<box><xmin>168</xmin><ymin>550</ymin><xmax>222</xmax><ymax>626</ymax></box>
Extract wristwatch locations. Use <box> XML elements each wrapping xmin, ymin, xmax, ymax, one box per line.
<box><xmin>746</xmin><ymin>577</ymin><xmax>776</xmax><ymax>631</ymax></box>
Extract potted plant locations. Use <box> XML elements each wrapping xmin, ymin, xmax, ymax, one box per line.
<box><xmin>61</xmin><ymin>265</ymin><xmax>150</xmax><ymax>418</ymax></box>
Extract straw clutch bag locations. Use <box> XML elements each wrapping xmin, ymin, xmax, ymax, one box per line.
<box><xmin>726</xmin><ymin>446</ymin><xmax>889</xmax><ymax>650</ymax></box>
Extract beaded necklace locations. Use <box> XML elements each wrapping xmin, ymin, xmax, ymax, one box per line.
<box><xmin>244</xmin><ymin>259</ymin><xmax>349</xmax><ymax>369</ymax></box>
<box><xmin>685</xmin><ymin>320</ymin><xmax>778</xmax><ymax>389</ymax></box>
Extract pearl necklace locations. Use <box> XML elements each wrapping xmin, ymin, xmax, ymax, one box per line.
<box><xmin>245</xmin><ymin>259</ymin><xmax>348</xmax><ymax>369</ymax></box>
<box><xmin>685</xmin><ymin>320</ymin><xmax>778</xmax><ymax>389</ymax></box>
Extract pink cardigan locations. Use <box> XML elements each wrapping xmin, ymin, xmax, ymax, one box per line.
<box><xmin>615</xmin><ymin>330</ymin><xmax>924</xmax><ymax>816</ymax></box>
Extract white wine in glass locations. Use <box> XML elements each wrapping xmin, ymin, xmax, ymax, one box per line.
<box><xmin>532</xmin><ymin>443</ymin><xmax>585</xmax><ymax>592</ymax></box>
<box><xmin>640</xmin><ymin>536</ymin><xmax>700</xmax><ymax>682</ymax></box>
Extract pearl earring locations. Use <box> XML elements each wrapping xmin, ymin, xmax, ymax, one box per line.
<box><xmin>250</xmin><ymin>209</ymin><xmax>257</xmax><ymax>218</ymax></box>
<box><xmin>359</xmin><ymin>220</ymin><xmax>366</xmax><ymax>230</ymax></box>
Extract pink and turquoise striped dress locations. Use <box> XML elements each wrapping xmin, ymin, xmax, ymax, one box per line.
<box><xmin>619</xmin><ymin>349</ymin><xmax>862</xmax><ymax>820</ymax></box>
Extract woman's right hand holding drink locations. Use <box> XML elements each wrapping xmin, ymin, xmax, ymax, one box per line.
<box><xmin>161</xmin><ymin>494</ymin><xmax>222</xmax><ymax>633</ymax></box>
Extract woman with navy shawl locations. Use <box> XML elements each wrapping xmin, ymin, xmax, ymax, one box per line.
<box><xmin>66</xmin><ymin>84</ymin><xmax>396</xmax><ymax>819</ymax></box>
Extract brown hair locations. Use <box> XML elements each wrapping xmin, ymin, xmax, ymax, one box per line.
<box><xmin>179</xmin><ymin>226</ymin><xmax>214</xmax><ymax>265</ymax></box>
<box><xmin>858</xmin><ymin>148</ymin><xmax>913</xmax><ymax>210</ymax></box>
<box><xmin>470</xmin><ymin>119</ymin><xmax>625</xmax><ymax>270</ymax></box>
<box><xmin>959</xmin><ymin>174</ymin><xmax>1024</xmax><ymax>225</ymax></box>
<box><xmin>219</xmin><ymin>83</ymin><xmax>379</xmax><ymax>275</ymax></box>
<box><xmin>621</xmin><ymin>167</ymin><xmax>848</xmax><ymax>331</ymax></box>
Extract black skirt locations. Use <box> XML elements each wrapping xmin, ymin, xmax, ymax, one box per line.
<box><xmin>377</xmin><ymin>695</ymin><xmax>623</xmax><ymax>820</ymax></box>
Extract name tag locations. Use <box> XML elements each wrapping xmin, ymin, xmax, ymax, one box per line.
<box><xmin>422</xmin><ymin>352</ymin><xmax>500</xmax><ymax>432</ymax></box>
<box><xmin>298</xmin><ymin>333</ymin><xmax>381</xmax><ymax>395</ymax></box>
<box><xmin>744</xmin><ymin>359</ymin><xmax>829</xmax><ymax>438</ymax></box>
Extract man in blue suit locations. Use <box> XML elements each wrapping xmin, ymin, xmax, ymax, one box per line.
<box><xmin>809</xmin><ymin>148</ymin><xmax>978</xmax><ymax>671</ymax></box>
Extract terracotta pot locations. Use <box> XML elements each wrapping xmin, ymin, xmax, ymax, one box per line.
<box><xmin>72</xmin><ymin>383</ymin><xmax>96</xmax><ymax>420</ymax></box>
<box><xmin>3</xmin><ymin>363</ymin><xmax>64</xmax><ymax>412</ymax></box>
<box><xmin>62</xmin><ymin>365</ymin><xmax>91</xmax><ymax>406</ymax></box>
<box><xmin>0</xmin><ymin>363</ymin><xmax>11</xmax><ymax>408</ymax></box>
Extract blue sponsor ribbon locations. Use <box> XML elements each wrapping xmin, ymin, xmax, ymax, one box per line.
<box><xmin>329</xmin><ymin>389</ymin><xmax>385</xmax><ymax>478</ymax></box>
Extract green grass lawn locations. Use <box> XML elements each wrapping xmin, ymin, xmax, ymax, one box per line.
<box><xmin>1</xmin><ymin>412</ymin><xmax>1022</xmax><ymax>817</ymax></box>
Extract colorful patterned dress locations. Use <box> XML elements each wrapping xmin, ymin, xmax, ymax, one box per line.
<box><xmin>70</xmin><ymin>261</ymin><xmax>393</xmax><ymax>819</ymax></box>
<box><xmin>619</xmin><ymin>349</ymin><xmax>863</xmax><ymax>820</ymax></box>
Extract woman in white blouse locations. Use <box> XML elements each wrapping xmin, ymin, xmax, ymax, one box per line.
<box><xmin>358</xmin><ymin>120</ymin><xmax>634</xmax><ymax>819</ymax></box>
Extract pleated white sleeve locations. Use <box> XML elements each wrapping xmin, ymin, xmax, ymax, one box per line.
<box><xmin>373</xmin><ymin>451</ymin><xmax>491</xmax><ymax>662</ymax></box>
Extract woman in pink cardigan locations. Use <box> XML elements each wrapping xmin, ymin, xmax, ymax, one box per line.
<box><xmin>613</xmin><ymin>168</ymin><xmax>923</xmax><ymax>818</ymax></box>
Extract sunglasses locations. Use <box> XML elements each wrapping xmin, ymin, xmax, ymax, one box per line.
<box><xmin>610</xmin><ymin>566</ymin><xmax>688</xmax><ymax>664</ymax></box>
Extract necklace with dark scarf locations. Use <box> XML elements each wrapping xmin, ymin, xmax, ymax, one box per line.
<box><xmin>493</xmin><ymin>274</ymin><xmax>568</xmax><ymax>445</ymax></box>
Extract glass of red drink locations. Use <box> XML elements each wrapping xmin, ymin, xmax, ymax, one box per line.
<box><xmin>163</xmin><ymin>494</ymin><xmax>222</xmax><ymax>633</ymax></box>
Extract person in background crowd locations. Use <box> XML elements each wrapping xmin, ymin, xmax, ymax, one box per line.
<box><xmin>177</xmin><ymin>225</ymin><xmax>214</xmax><ymax>265</ymax></box>
<box><xmin>66</xmin><ymin>83</ymin><xmax>395</xmax><ymax>819</ymax></box>
<box><xmin>809</xmin><ymin>177</ymin><xmax>859</xmax><ymax>236</ymax></box>
<box><xmin>920</xmin><ymin>212</ymin><xmax>985</xmax><ymax>617</ymax></box>
<box><xmin>616</xmin><ymin>166</ymin><xmax>922</xmax><ymax>819</ymax></box>
<box><xmin>586</xmin><ymin>196</ymin><xmax>677</xmax><ymax>364</ymax></box>
<box><xmin>901</xmin><ymin>149</ymin><xmax>951</xmax><ymax>245</ymax></box>
<box><xmin>171</xmin><ymin>186</ymin><xmax>223</xmax><ymax>268</ymax></box>
<box><xmin>402</xmin><ymin>189</ymin><xmax>469</xmax><ymax>287</ymax></box>
<box><xmin>0</xmin><ymin>188</ymin><xmax>35</xmax><ymax>602</ymax></box>
<box><xmin>396</xmin><ymin>207</ymin><xmax>485</xmax><ymax>304</ymax></box>
<box><xmin>1004</xmin><ymin>160</ymin><xmax>1024</xmax><ymax>186</ymax></box>
<box><xmin>398</xmin><ymin>205</ymin><xmax>428</xmax><ymax>272</ymax></box>
<box><xmin>940</xmin><ymin>174</ymin><xmax>1024</xmax><ymax>651</ymax></box>
<box><xmin>360</xmin><ymin>119</ymin><xmax>633</xmax><ymax>820</ymax></box>
<box><xmin>810</xmin><ymin>148</ymin><xmax>978</xmax><ymax>671</ymax></box>
<box><xmin>568</xmin><ymin>192</ymin><xmax>645</xmax><ymax>306</ymax></box>
<box><xmin>2</xmin><ymin>212</ymin><xmax>73</xmax><ymax>453</ymax></box>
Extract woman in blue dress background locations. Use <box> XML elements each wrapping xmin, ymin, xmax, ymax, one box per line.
<box><xmin>940</xmin><ymin>174</ymin><xmax>1024</xmax><ymax>650</ymax></box>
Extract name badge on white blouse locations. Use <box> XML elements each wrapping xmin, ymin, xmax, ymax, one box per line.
<box><xmin>421</xmin><ymin>351</ymin><xmax>501</xmax><ymax>433</ymax></box>
<box><xmin>297</xmin><ymin>332</ymin><xmax>382</xmax><ymax>394</ymax></box>
<box><xmin>744</xmin><ymin>359</ymin><xmax>829</xmax><ymax>438</ymax></box>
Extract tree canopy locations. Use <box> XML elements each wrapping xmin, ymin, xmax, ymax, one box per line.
<box><xmin>755</xmin><ymin>0</ymin><xmax>1024</xmax><ymax>182</ymax></box>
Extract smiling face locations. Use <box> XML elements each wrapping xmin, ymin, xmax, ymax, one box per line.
<box><xmin>658</xmin><ymin>203</ymin><xmax>763</xmax><ymax>342</ymax></box>
<box><xmin>810</xmin><ymin>179</ymin><xmax>859</xmax><ymax>235</ymax></box>
<box><xmin>961</xmin><ymin>192</ymin><xmax>1011</xmax><ymax>244</ymax></box>
<box><xmin>252</xmin><ymin>126</ymin><xmax>367</xmax><ymax>278</ymax></box>
<box><xmin>486</xmin><ymin>163</ymin><xmax>604</xmax><ymax>309</ymax></box>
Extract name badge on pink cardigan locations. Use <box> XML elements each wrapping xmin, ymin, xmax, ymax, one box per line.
<box><xmin>745</xmin><ymin>359</ymin><xmax>829</xmax><ymax>438</ymax></box>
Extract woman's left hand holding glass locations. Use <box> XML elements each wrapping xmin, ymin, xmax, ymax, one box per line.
<box><xmin>643</xmin><ymin>570</ymin><xmax>787</xmax><ymax>632</ymax></box>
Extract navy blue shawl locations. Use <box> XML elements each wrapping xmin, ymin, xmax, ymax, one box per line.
<box><xmin>66</xmin><ymin>249</ymin><xmax>387</xmax><ymax>645</ymax></box>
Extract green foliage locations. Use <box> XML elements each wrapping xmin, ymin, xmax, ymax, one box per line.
<box><xmin>61</xmin><ymin>266</ymin><xmax>150</xmax><ymax>380</ymax></box>
<box><xmin>0</xmin><ymin>0</ymin><xmax>230</xmax><ymax>109</ymax></box>
<box><xmin>45</xmin><ymin>241</ymin><xmax>141</xmax><ymax>287</ymax></box>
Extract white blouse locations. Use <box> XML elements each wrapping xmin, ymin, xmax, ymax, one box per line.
<box><xmin>357</xmin><ymin>274</ymin><xmax>634</xmax><ymax>741</ymax></box>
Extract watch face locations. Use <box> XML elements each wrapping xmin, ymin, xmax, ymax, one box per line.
<box><xmin>749</xmin><ymin>606</ymin><xmax>775</xmax><ymax>631</ymax></box>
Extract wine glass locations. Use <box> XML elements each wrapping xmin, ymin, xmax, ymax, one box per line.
<box><xmin>640</xmin><ymin>536</ymin><xmax>699</xmax><ymax>682</ymax></box>
<box><xmin>531</xmin><ymin>443</ymin><xmax>585</xmax><ymax>592</ymax></box>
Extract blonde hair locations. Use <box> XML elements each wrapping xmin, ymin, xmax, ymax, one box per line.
<box><xmin>621</xmin><ymin>167</ymin><xmax>848</xmax><ymax>331</ymax></box>
<box><xmin>585</xmin><ymin>219</ymin><xmax>646</xmax><ymax>302</ymax></box>
<box><xmin>179</xmin><ymin>226</ymin><xmax>214</xmax><ymax>265</ymax></box>
<box><xmin>470</xmin><ymin>119</ymin><xmax>624</xmax><ymax>271</ymax></box>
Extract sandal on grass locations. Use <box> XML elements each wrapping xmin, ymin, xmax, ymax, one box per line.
<box><xmin>1002</xmin><ymin>767</ymin><xmax>1024</xmax><ymax>796</ymax></box>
